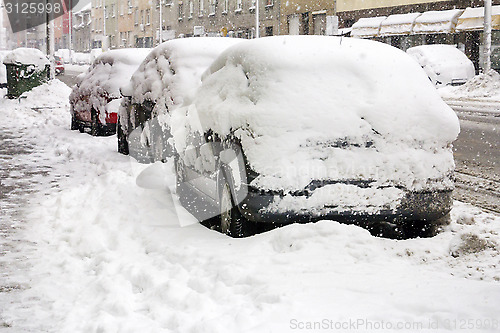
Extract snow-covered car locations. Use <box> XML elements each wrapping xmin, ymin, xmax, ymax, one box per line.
<box><xmin>70</xmin><ymin>48</ymin><xmax>150</xmax><ymax>136</ymax></box>
<box><xmin>54</xmin><ymin>55</ymin><xmax>64</xmax><ymax>75</ymax></box>
<box><xmin>406</xmin><ymin>44</ymin><xmax>475</xmax><ymax>87</ymax></box>
<box><xmin>172</xmin><ymin>36</ymin><xmax>460</xmax><ymax>238</ymax></box>
<box><xmin>118</xmin><ymin>37</ymin><xmax>242</xmax><ymax>161</ymax></box>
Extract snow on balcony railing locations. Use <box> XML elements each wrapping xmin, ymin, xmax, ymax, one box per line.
<box><xmin>351</xmin><ymin>16</ymin><xmax>387</xmax><ymax>38</ymax></box>
<box><xmin>413</xmin><ymin>9</ymin><xmax>463</xmax><ymax>34</ymax></box>
<box><xmin>380</xmin><ymin>12</ymin><xmax>422</xmax><ymax>36</ymax></box>
<box><xmin>456</xmin><ymin>5</ymin><xmax>500</xmax><ymax>31</ymax></box>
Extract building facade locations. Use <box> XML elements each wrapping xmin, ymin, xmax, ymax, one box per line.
<box><xmin>73</xmin><ymin>4</ymin><xmax>92</xmax><ymax>52</ymax></box>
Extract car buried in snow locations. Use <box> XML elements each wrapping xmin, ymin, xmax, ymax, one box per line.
<box><xmin>172</xmin><ymin>36</ymin><xmax>460</xmax><ymax>239</ymax></box>
<box><xmin>69</xmin><ymin>48</ymin><xmax>150</xmax><ymax>136</ymax></box>
<box><xmin>406</xmin><ymin>44</ymin><xmax>475</xmax><ymax>87</ymax></box>
<box><xmin>117</xmin><ymin>37</ymin><xmax>242</xmax><ymax>162</ymax></box>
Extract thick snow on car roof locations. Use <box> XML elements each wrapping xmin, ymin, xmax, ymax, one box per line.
<box><xmin>76</xmin><ymin>48</ymin><xmax>151</xmax><ymax>99</ymax></box>
<box><xmin>177</xmin><ymin>36</ymin><xmax>460</xmax><ymax>192</ymax></box>
<box><xmin>122</xmin><ymin>37</ymin><xmax>242</xmax><ymax>109</ymax></box>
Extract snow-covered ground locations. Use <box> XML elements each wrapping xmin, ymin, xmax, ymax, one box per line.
<box><xmin>439</xmin><ymin>70</ymin><xmax>500</xmax><ymax>114</ymax></box>
<box><xmin>1</xmin><ymin>81</ymin><xmax>500</xmax><ymax>332</ymax></box>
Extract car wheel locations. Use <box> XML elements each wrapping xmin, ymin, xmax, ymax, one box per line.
<box><xmin>117</xmin><ymin>121</ymin><xmax>129</xmax><ymax>155</ymax></box>
<box><xmin>71</xmin><ymin>116</ymin><xmax>78</xmax><ymax>130</ymax></box>
<box><xmin>220</xmin><ymin>178</ymin><xmax>247</xmax><ymax>237</ymax></box>
<box><xmin>91</xmin><ymin>109</ymin><xmax>102</xmax><ymax>136</ymax></box>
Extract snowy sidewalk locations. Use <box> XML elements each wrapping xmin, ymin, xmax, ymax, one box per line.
<box><xmin>1</xmin><ymin>81</ymin><xmax>500</xmax><ymax>332</ymax></box>
<box><xmin>440</xmin><ymin>70</ymin><xmax>500</xmax><ymax>115</ymax></box>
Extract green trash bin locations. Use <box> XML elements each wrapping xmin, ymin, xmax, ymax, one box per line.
<box><xmin>5</xmin><ymin>63</ymin><xmax>50</xmax><ymax>99</ymax></box>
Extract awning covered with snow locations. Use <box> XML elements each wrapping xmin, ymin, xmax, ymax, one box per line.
<box><xmin>413</xmin><ymin>9</ymin><xmax>463</xmax><ymax>34</ymax></box>
<box><xmin>456</xmin><ymin>5</ymin><xmax>500</xmax><ymax>31</ymax></box>
<box><xmin>351</xmin><ymin>16</ymin><xmax>387</xmax><ymax>38</ymax></box>
<box><xmin>380</xmin><ymin>12</ymin><xmax>422</xmax><ymax>36</ymax></box>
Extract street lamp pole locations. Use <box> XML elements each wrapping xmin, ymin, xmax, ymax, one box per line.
<box><xmin>69</xmin><ymin>0</ymin><xmax>72</xmax><ymax>64</ymax></box>
<box><xmin>46</xmin><ymin>0</ymin><xmax>55</xmax><ymax>79</ymax></box>
<box><xmin>255</xmin><ymin>0</ymin><xmax>259</xmax><ymax>38</ymax></box>
<box><xmin>159</xmin><ymin>0</ymin><xmax>162</xmax><ymax>44</ymax></box>
<box><xmin>484</xmin><ymin>0</ymin><xmax>492</xmax><ymax>72</ymax></box>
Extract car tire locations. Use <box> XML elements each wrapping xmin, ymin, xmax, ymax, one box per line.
<box><xmin>117</xmin><ymin>118</ymin><xmax>129</xmax><ymax>155</ymax></box>
<box><xmin>91</xmin><ymin>108</ymin><xmax>102</xmax><ymax>136</ymax></box>
<box><xmin>219</xmin><ymin>176</ymin><xmax>248</xmax><ymax>238</ymax></box>
<box><xmin>71</xmin><ymin>116</ymin><xmax>78</xmax><ymax>130</ymax></box>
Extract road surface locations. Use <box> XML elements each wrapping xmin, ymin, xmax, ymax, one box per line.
<box><xmin>57</xmin><ymin>64</ymin><xmax>88</xmax><ymax>88</ymax></box>
<box><xmin>453</xmin><ymin>109</ymin><xmax>500</xmax><ymax>213</ymax></box>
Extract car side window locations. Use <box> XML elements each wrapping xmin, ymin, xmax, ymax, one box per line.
<box><xmin>133</xmin><ymin>99</ymin><xmax>156</xmax><ymax>128</ymax></box>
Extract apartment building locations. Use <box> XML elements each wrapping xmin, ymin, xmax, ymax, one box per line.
<box><xmin>158</xmin><ymin>0</ymin><xmax>279</xmax><ymax>39</ymax></box>
<box><xmin>280</xmin><ymin>0</ymin><xmax>337</xmax><ymax>36</ymax></box>
<box><xmin>73</xmin><ymin>4</ymin><xmax>92</xmax><ymax>52</ymax></box>
<box><xmin>91</xmin><ymin>0</ymin><xmax>105</xmax><ymax>48</ymax></box>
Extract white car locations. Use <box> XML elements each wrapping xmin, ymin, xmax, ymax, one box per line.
<box><xmin>407</xmin><ymin>44</ymin><xmax>475</xmax><ymax>87</ymax></box>
<box><xmin>173</xmin><ymin>36</ymin><xmax>460</xmax><ymax>238</ymax></box>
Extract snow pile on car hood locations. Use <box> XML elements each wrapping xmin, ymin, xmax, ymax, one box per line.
<box><xmin>176</xmin><ymin>36</ymin><xmax>460</xmax><ymax>193</ymax></box>
<box><xmin>440</xmin><ymin>69</ymin><xmax>500</xmax><ymax>99</ymax></box>
<box><xmin>3</xmin><ymin>48</ymin><xmax>49</xmax><ymax>69</ymax></box>
<box><xmin>70</xmin><ymin>48</ymin><xmax>150</xmax><ymax>116</ymax></box>
<box><xmin>120</xmin><ymin>37</ymin><xmax>242</xmax><ymax>130</ymax></box>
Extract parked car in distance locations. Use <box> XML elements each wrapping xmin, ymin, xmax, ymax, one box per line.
<box><xmin>54</xmin><ymin>55</ymin><xmax>64</xmax><ymax>75</ymax></box>
<box><xmin>407</xmin><ymin>44</ymin><xmax>475</xmax><ymax>87</ymax></box>
<box><xmin>173</xmin><ymin>36</ymin><xmax>460</xmax><ymax>238</ymax></box>
<box><xmin>118</xmin><ymin>37</ymin><xmax>242</xmax><ymax>162</ymax></box>
<box><xmin>70</xmin><ymin>48</ymin><xmax>150</xmax><ymax>136</ymax></box>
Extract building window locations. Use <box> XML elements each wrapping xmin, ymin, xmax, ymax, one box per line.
<box><xmin>189</xmin><ymin>1</ymin><xmax>193</xmax><ymax>18</ymax></box>
<box><xmin>198</xmin><ymin>0</ymin><xmax>203</xmax><ymax>16</ymax></box>
<box><xmin>249</xmin><ymin>0</ymin><xmax>255</xmax><ymax>11</ymax></box>
<box><xmin>140</xmin><ymin>10</ymin><xmax>144</xmax><ymax>24</ymax></box>
<box><xmin>209</xmin><ymin>0</ymin><xmax>215</xmax><ymax>15</ymax></box>
<box><xmin>111</xmin><ymin>4</ymin><xmax>115</xmax><ymax>17</ymax></box>
<box><xmin>265</xmin><ymin>26</ymin><xmax>273</xmax><ymax>36</ymax></box>
<box><xmin>134</xmin><ymin>9</ymin><xmax>139</xmax><ymax>25</ymax></box>
<box><xmin>146</xmin><ymin>9</ymin><xmax>150</xmax><ymax>25</ymax></box>
<box><xmin>222</xmin><ymin>0</ymin><xmax>228</xmax><ymax>13</ymax></box>
<box><xmin>104</xmin><ymin>5</ymin><xmax>108</xmax><ymax>18</ymax></box>
<box><xmin>165</xmin><ymin>0</ymin><xmax>173</xmax><ymax>5</ymax></box>
<box><xmin>265</xmin><ymin>0</ymin><xmax>272</xmax><ymax>6</ymax></box>
<box><xmin>178</xmin><ymin>2</ymin><xmax>183</xmax><ymax>20</ymax></box>
<box><xmin>235</xmin><ymin>0</ymin><xmax>242</xmax><ymax>12</ymax></box>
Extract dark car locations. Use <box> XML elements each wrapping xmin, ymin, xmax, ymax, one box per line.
<box><xmin>172</xmin><ymin>36</ymin><xmax>460</xmax><ymax>239</ymax></box>
<box><xmin>69</xmin><ymin>49</ymin><xmax>150</xmax><ymax>136</ymax></box>
<box><xmin>117</xmin><ymin>37</ymin><xmax>242</xmax><ymax>162</ymax></box>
